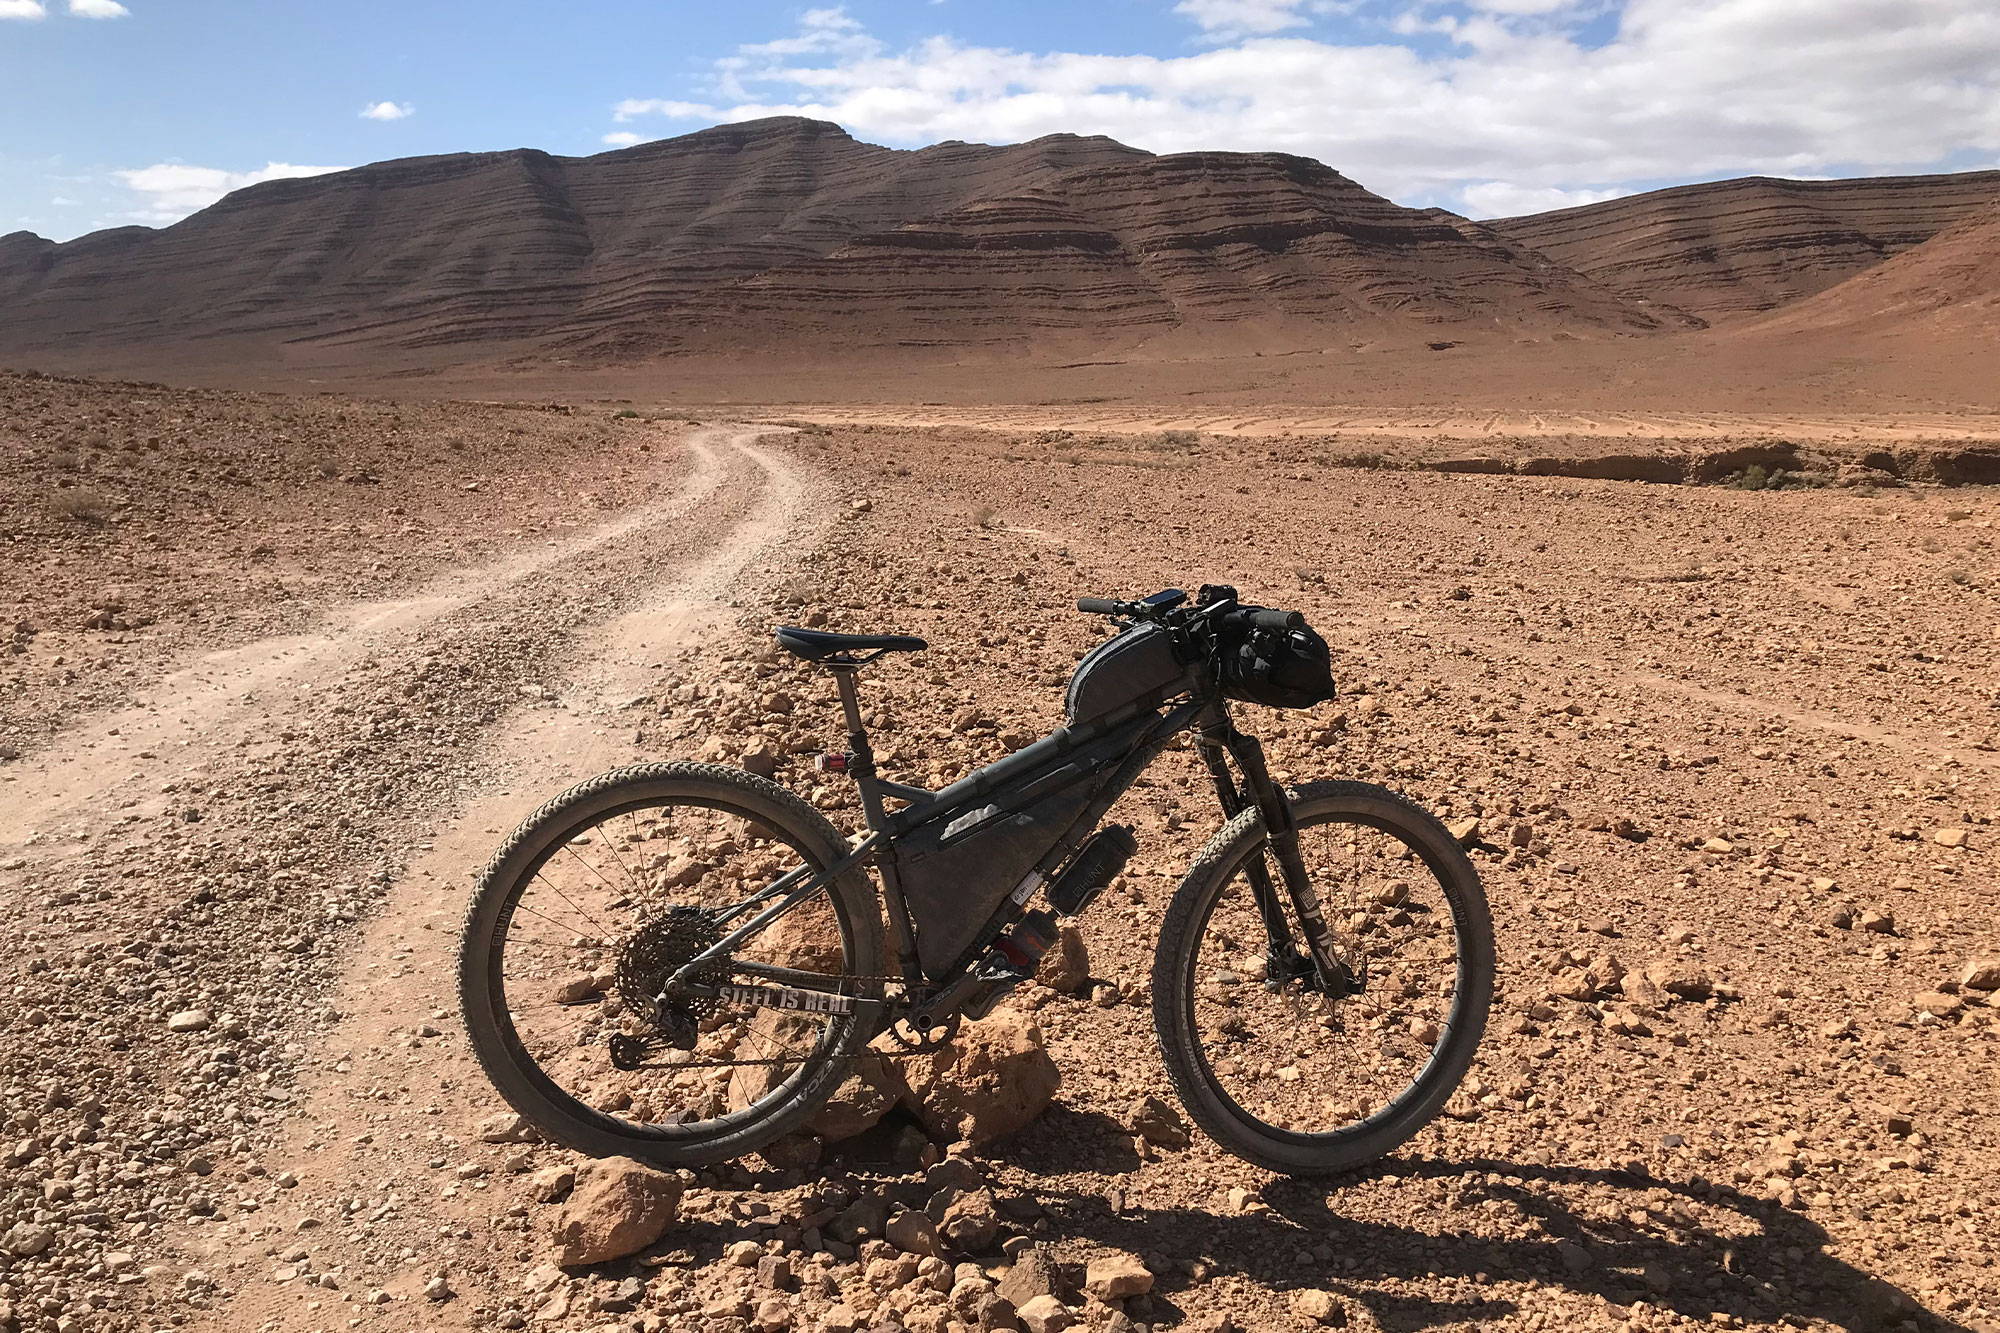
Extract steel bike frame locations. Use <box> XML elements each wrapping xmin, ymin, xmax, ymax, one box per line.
<box><xmin>664</xmin><ymin>664</ymin><xmax>1347</xmax><ymax>1025</ymax></box>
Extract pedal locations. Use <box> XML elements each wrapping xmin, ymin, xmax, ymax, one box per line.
<box><xmin>958</xmin><ymin>959</ymin><xmax>1032</xmax><ymax>1020</ymax></box>
<box><xmin>1046</xmin><ymin>826</ymin><xmax>1136</xmax><ymax>916</ymax></box>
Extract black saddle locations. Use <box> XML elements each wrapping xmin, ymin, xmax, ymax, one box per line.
<box><xmin>774</xmin><ymin>626</ymin><xmax>928</xmax><ymax>664</ymax></box>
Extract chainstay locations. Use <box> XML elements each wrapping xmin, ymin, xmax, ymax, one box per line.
<box><xmin>614</xmin><ymin>970</ymin><xmax>938</xmax><ymax>1069</ymax></box>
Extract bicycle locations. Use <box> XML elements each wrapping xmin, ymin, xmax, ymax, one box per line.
<box><xmin>459</xmin><ymin>585</ymin><xmax>1493</xmax><ymax>1175</ymax></box>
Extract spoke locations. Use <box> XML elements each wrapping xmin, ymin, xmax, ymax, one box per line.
<box><xmin>509</xmin><ymin>894</ymin><xmax>606</xmax><ymax>944</ymax></box>
<box><xmin>558</xmin><ymin>843</ymin><xmax>631</xmax><ymax>917</ymax></box>
<box><xmin>501</xmin><ymin>935</ymin><xmax>594</xmax><ymax>956</ymax></box>
<box><xmin>596</xmin><ymin>815</ymin><xmax>645</xmax><ymax>901</ymax></box>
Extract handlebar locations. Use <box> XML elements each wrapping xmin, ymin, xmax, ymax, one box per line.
<box><xmin>1077</xmin><ymin>589</ymin><xmax>1299</xmax><ymax>634</ymax></box>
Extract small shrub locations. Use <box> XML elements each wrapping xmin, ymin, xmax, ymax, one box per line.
<box><xmin>1141</xmin><ymin>429</ymin><xmax>1200</xmax><ymax>451</ymax></box>
<box><xmin>611</xmin><ymin>408</ymin><xmax>642</xmax><ymax>420</ymax></box>
<box><xmin>52</xmin><ymin>489</ymin><xmax>112</xmax><ymax>524</ymax></box>
<box><xmin>972</xmin><ymin>505</ymin><xmax>998</xmax><ymax>529</ymax></box>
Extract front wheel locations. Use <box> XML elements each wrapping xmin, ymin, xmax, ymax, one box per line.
<box><xmin>1153</xmin><ymin>780</ymin><xmax>1494</xmax><ymax>1175</ymax></box>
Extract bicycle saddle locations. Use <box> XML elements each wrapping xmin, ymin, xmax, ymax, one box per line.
<box><xmin>774</xmin><ymin>626</ymin><xmax>928</xmax><ymax>663</ymax></box>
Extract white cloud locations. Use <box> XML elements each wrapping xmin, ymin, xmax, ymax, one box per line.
<box><xmin>0</xmin><ymin>0</ymin><xmax>48</xmax><ymax>19</ymax></box>
<box><xmin>114</xmin><ymin>161</ymin><xmax>347</xmax><ymax>225</ymax></box>
<box><xmin>360</xmin><ymin>100</ymin><xmax>413</xmax><ymax>121</ymax></box>
<box><xmin>68</xmin><ymin>0</ymin><xmax>129</xmax><ymax>17</ymax></box>
<box><xmin>1174</xmin><ymin>0</ymin><xmax>1360</xmax><ymax>39</ymax></box>
<box><xmin>1173</xmin><ymin>0</ymin><xmax>1310</xmax><ymax>37</ymax></box>
<box><xmin>1458</xmin><ymin>181</ymin><xmax>1625</xmax><ymax>217</ymax></box>
<box><xmin>612</xmin><ymin>0</ymin><xmax>2000</xmax><ymax>214</ymax></box>
<box><xmin>1460</xmin><ymin>0</ymin><xmax>1586</xmax><ymax>14</ymax></box>
<box><xmin>614</xmin><ymin>98</ymin><xmax>724</xmax><ymax>121</ymax></box>
<box><xmin>601</xmin><ymin>131</ymin><xmax>646</xmax><ymax>146</ymax></box>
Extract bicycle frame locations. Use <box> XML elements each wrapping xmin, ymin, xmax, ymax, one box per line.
<box><xmin>667</xmin><ymin>660</ymin><xmax>1346</xmax><ymax>1022</ymax></box>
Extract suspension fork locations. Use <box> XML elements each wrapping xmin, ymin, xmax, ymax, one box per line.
<box><xmin>1195</xmin><ymin>724</ymin><xmax>1294</xmax><ymax>966</ymax></box>
<box><xmin>1197</xmin><ymin>713</ymin><xmax>1351</xmax><ymax>993</ymax></box>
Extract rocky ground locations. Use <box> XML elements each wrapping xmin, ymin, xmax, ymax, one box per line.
<box><xmin>1</xmin><ymin>381</ymin><xmax>1997</xmax><ymax>1333</ymax></box>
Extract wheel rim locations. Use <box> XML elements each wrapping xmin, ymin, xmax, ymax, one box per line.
<box><xmin>480</xmin><ymin>794</ymin><xmax>862</xmax><ymax>1142</ymax></box>
<box><xmin>1181</xmin><ymin>811</ymin><xmax>1474</xmax><ymax>1145</ymax></box>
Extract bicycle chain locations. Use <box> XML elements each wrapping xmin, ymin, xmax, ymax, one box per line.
<box><xmin>606</xmin><ymin>971</ymin><xmax>965</xmax><ymax>1070</ymax></box>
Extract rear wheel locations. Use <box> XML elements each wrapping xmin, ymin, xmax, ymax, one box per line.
<box><xmin>459</xmin><ymin>763</ymin><xmax>883</xmax><ymax>1167</ymax></box>
<box><xmin>1153</xmin><ymin>780</ymin><xmax>1493</xmax><ymax>1175</ymax></box>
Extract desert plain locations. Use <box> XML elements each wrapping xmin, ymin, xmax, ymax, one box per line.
<box><xmin>1</xmin><ymin>116</ymin><xmax>1999</xmax><ymax>1333</ymax></box>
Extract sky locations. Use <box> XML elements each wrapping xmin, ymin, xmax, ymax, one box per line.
<box><xmin>3</xmin><ymin>0</ymin><xmax>1998</xmax><ymax>241</ymax></box>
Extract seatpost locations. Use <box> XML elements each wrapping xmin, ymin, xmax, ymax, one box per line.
<box><xmin>828</xmin><ymin>666</ymin><xmax>889</xmax><ymax>830</ymax></box>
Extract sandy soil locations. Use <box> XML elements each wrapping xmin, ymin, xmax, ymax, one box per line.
<box><xmin>1</xmin><ymin>379</ymin><xmax>1996</xmax><ymax>1333</ymax></box>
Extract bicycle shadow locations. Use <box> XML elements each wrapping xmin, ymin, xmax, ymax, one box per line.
<box><xmin>1010</xmin><ymin>1123</ymin><xmax>1957</xmax><ymax>1332</ymax></box>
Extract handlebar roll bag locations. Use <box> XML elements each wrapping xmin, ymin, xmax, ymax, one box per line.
<box><xmin>1063</xmin><ymin>623</ymin><xmax>1187</xmax><ymax>724</ymax></box>
<box><xmin>1218</xmin><ymin>613</ymin><xmax>1336</xmax><ymax>709</ymax></box>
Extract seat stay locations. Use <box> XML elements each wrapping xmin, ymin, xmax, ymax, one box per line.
<box><xmin>664</xmin><ymin>828</ymin><xmax>887</xmax><ymax>990</ymax></box>
<box><xmin>873</xmin><ymin>777</ymin><xmax>936</xmax><ymax>806</ymax></box>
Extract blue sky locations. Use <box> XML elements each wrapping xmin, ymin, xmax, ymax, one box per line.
<box><xmin>4</xmin><ymin>0</ymin><xmax>1997</xmax><ymax>240</ymax></box>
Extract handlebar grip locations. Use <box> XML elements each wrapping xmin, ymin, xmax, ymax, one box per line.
<box><xmin>1077</xmin><ymin>598</ymin><xmax>1122</xmax><ymax>615</ymax></box>
<box><xmin>1249</xmin><ymin>608</ymin><xmax>1304</xmax><ymax>631</ymax></box>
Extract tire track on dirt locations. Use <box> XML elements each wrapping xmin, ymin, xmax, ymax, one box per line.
<box><xmin>174</xmin><ymin>430</ymin><xmax>812</xmax><ymax>1332</ymax></box>
<box><xmin>0</xmin><ymin>441</ymin><xmax>734</xmax><ymax>847</ymax></box>
<box><xmin>0</xmin><ymin>427</ymin><xmax>814</xmax><ymax>1333</ymax></box>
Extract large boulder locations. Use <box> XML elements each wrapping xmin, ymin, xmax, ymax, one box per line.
<box><xmin>806</xmin><ymin>1052</ymin><xmax>905</xmax><ymax>1141</ymax></box>
<box><xmin>550</xmin><ymin>1158</ymin><xmax>683</xmax><ymax>1266</ymax></box>
<box><xmin>896</xmin><ymin>1002</ymin><xmax>1060</xmax><ymax>1145</ymax></box>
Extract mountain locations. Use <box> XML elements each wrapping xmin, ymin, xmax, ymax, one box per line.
<box><xmin>1735</xmin><ymin>204</ymin><xmax>2000</xmax><ymax>340</ymax></box>
<box><xmin>1487</xmin><ymin>170</ymin><xmax>2000</xmax><ymax>325</ymax></box>
<box><xmin>668</xmin><ymin>148</ymin><xmax>1674</xmax><ymax>357</ymax></box>
<box><xmin>0</xmin><ymin>118</ymin><xmax>1667</xmax><ymax>370</ymax></box>
<box><xmin>6</xmin><ymin>121</ymin><xmax>1994</xmax><ymax>374</ymax></box>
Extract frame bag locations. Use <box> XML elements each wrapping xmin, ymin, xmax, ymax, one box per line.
<box><xmin>895</xmin><ymin>715</ymin><xmax>1148</xmax><ymax>978</ymax></box>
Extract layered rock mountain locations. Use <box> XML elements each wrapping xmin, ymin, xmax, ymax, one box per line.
<box><xmin>1738</xmin><ymin>204</ymin><xmax>2000</xmax><ymax>341</ymax></box>
<box><xmin>3</xmin><ymin>120</ymin><xmax>1994</xmax><ymax>371</ymax></box>
<box><xmin>1488</xmin><ymin>170</ymin><xmax>2000</xmax><ymax>326</ymax></box>
<box><xmin>0</xmin><ymin>118</ymin><xmax>1666</xmax><ymax>368</ymax></box>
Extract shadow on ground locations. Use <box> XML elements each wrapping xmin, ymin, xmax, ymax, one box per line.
<box><xmin>1009</xmin><ymin>1112</ymin><xmax>1961</xmax><ymax>1333</ymax></box>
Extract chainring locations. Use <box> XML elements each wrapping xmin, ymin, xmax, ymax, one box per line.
<box><xmin>614</xmin><ymin>905</ymin><xmax>724</xmax><ymax>1048</ymax></box>
<box><xmin>880</xmin><ymin>1010</ymin><xmax>962</xmax><ymax>1054</ymax></box>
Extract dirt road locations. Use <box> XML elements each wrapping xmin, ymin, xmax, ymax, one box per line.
<box><xmin>0</xmin><ymin>426</ymin><xmax>813</xmax><ymax>1333</ymax></box>
<box><xmin>5</xmin><ymin>399</ymin><xmax>1996</xmax><ymax>1333</ymax></box>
